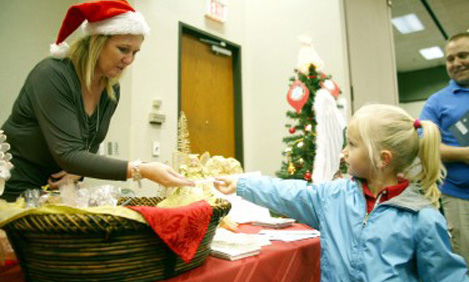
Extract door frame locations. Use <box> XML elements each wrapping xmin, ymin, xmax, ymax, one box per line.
<box><xmin>178</xmin><ymin>22</ymin><xmax>244</xmax><ymax>165</ymax></box>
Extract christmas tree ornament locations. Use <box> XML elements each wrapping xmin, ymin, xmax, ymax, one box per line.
<box><xmin>284</xmin><ymin>147</ymin><xmax>292</xmax><ymax>153</ymax></box>
<box><xmin>288</xmin><ymin>162</ymin><xmax>296</xmax><ymax>175</ymax></box>
<box><xmin>320</xmin><ymin>79</ymin><xmax>341</xmax><ymax>98</ymax></box>
<box><xmin>296</xmin><ymin>158</ymin><xmax>304</xmax><ymax>169</ymax></box>
<box><xmin>304</xmin><ymin>171</ymin><xmax>312</xmax><ymax>181</ymax></box>
<box><xmin>319</xmin><ymin>72</ymin><xmax>329</xmax><ymax>80</ymax></box>
<box><xmin>286</xmin><ymin>149</ymin><xmax>296</xmax><ymax>175</ymax></box>
<box><xmin>297</xmin><ymin>141</ymin><xmax>304</xmax><ymax>148</ymax></box>
<box><xmin>287</xmin><ymin>80</ymin><xmax>310</xmax><ymax>114</ymax></box>
<box><xmin>289</xmin><ymin>127</ymin><xmax>296</xmax><ymax>134</ymax></box>
<box><xmin>304</xmin><ymin>124</ymin><xmax>312</xmax><ymax>132</ymax></box>
<box><xmin>297</xmin><ymin>35</ymin><xmax>324</xmax><ymax>73</ymax></box>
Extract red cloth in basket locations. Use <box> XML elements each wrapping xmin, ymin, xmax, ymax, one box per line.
<box><xmin>129</xmin><ymin>200</ymin><xmax>213</xmax><ymax>263</ymax></box>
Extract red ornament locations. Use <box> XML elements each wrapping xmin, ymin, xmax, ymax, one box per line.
<box><xmin>289</xmin><ymin>127</ymin><xmax>296</xmax><ymax>134</ymax></box>
<box><xmin>320</xmin><ymin>79</ymin><xmax>340</xmax><ymax>98</ymax></box>
<box><xmin>304</xmin><ymin>171</ymin><xmax>312</xmax><ymax>181</ymax></box>
<box><xmin>287</xmin><ymin>80</ymin><xmax>310</xmax><ymax>114</ymax></box>
<box><xmin>319</xmin><ymin>72</ymin><xmax>329</xmax><ymax>79</ymax></box>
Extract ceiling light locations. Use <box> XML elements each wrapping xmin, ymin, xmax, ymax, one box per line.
<box><xmin>391</xmin><ymin>14</ymin><xmax>425</xmax><ymax>34</ymax></box>
<box><xmin>419</xmin><ymin>46</ymin><xmax>444</xmax><ymax>60</ymax></box>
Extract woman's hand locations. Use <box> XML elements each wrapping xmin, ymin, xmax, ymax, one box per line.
<box><xmin>47</xmin><ymin>170</ymin><xmax>82</xmax><ymax>189</ymax></box>
<box><xmin>214</xmin><ymin>176</ymin><xmax>239</xmax><ymax>194</ymax></box>
<box><xmin>139</xmin><ymin>162</ymin><xmax>194</xmax><ymax>187</ymax></box>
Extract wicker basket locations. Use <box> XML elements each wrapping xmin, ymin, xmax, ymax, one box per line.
<box><xmin>2</xmin><ymin>197</ymin><xmax>231</xmax><ymax>282</ymax></box>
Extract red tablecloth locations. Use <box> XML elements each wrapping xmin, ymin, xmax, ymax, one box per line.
<box><xmin>0</xmin><ymin>223</ymin><xmax>320</xmax><ymax>282</ymax></box>
<box><xmin>161</xmin><ymin>223</ymin><xmax>321</xmax><ymax>282</ymax></box>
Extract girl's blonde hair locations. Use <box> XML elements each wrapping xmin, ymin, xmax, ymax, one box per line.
<box><xmin>67</xmin><ymin>34</ymin><xmax>119</xmax><ymax>100</ymax></box>
<box><xmin>349</xmin><ymin>104</ymin><xmax>445</xmax><ymax>207</ymax></box>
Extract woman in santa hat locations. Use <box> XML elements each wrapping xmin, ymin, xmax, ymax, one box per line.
<box><xmin>1</xmin><ymin>0</ymin><xmax>193</xmax><ymax>201</ymax></box>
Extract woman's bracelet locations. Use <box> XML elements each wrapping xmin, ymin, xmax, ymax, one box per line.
<box><xmin>131</xmin><ymin>159</ymin><xmax>142</xmax><ymax>188</ymax></box>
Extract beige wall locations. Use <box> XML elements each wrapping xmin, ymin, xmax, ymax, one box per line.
<box><xmin>0</xmin><ymin>0</ymin><xmax>134</xmax><ymax>191</ymax></box>
<box><xmin>127</xmin><ymin>0</ymin><xmax>350</xmax><ymax>194</ymax></box>
<box><xmin>243</xmin><ymin>0</ymin><xmax>350</xmax><ymax>176</ymax></box>
<box><xmin>0</xmin><ymin>0</ymin><xmax>76</xmax><ymax>123</ymax></box>
<box><xmin>1</xmin><ymin>0</ymin><xmax>389</xmax><ymax>196</ymax></box>
<box><xmin>124</xmin><ymin>0</ymin><xmax>248</xmax><ymax>195</ymax></box>
<box><xmin>344</xmin><ymin>0</ymin><xmax>398</xmax><ymax>111</ymax></box>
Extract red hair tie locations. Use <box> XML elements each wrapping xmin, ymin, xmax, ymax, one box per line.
<box><xmin>413</xmin><ymin>119</ymin><xmax>421</xmax><ymax>129</ymax></box>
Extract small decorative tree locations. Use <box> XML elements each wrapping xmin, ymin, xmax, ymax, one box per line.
<box><xmin>177</xmin><ymin>111</ymin><xmax>191</xmax><ymax>154</ymax></box>
<box><xmin>276</xmin><ymin>36</ymin><xmax>345</xmax><ymax>183</ymax></box>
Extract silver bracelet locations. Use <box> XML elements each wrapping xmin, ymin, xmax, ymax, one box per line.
<box><xmin>131</xmin><ymin>159</ymin><xmax>142</xmax><ymax>188</ymax></box>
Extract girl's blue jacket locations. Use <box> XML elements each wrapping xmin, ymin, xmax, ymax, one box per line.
<box><xmin>237</xmin><ymin>176</ymin><xmax>469</xmax><ymax>282</ymax></box>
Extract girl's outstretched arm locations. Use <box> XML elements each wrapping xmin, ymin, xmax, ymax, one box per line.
<box><xmin>216</xmin><ymin>175</ymin><xmax>325</xmax><ymax>229</ymax></box>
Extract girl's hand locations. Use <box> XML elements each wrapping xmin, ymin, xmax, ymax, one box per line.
<box><xmin>214</xmin><ymin>176</ymin><xmax>239</xmax><ymax>194</ymax></box>
<box><xmin>47</xmin><ymin>170</ymin><xmax>82</xmax><ymax>189</ymax></box>
<box><xmin>140</xmin><ymin>162</ymin><xmax>194</xmax><ymax>187</ymax></box>
<box><xmin>220</xmin><ymin>216</ymin><xmax>239</xmax><ymax>232</ymax></box>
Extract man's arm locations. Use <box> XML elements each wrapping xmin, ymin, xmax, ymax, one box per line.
<box><xmin>440</xmin><ymin>143</ymin><xmax>469</xmax><ymax>164</ymax></box>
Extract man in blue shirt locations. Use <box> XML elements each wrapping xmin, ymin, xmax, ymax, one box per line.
<box><xmin>421</xmin><ymin>32</ymin><xmax>469</xmax><ymax>266</ymax></box>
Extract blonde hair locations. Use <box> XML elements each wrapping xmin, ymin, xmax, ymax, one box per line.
<box><xmin>67</xmin><ymin>34</ymin><xmax>118</xmax><ymax>100</ymax></box>
<box><xmin>349</xmin><ymin>104</ymin><xmax>445</xmax><ymax>207</ymax></box>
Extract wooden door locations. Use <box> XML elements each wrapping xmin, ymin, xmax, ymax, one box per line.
<box><xmin>180</xmin><ymin>33</ymin><xmax>235</xmax><ymax>158</ymax></box>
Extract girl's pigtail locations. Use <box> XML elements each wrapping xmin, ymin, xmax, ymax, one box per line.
<box><xmin>417</xmin><ymin>120</ymin><xmax>446</xmax><ymax>207</ymax></box>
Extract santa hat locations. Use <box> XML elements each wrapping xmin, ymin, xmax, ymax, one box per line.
<box><xmin>50</xmin><ymin>0</ymin><xmax>150</xmax><ymax>58</ymax></box>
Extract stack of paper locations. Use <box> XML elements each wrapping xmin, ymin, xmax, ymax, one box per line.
<box><xmin>210</xmin><ymin>228</ymin><xmax>269</xmax><ymax>261</ymax></box>
<box><xmin>211</xmin><ymin>245</ymin><xmax>261</xmax><ymax>261</ymax></box>
<box><xmin>252</xmin><ymin>217</ymin><xmax>296</xmax><ymax>228</ymax></box>
<box><xmin>259</xmin><ymin>230</ymin><xmax>320</xmax><ymax>242</ymax></box>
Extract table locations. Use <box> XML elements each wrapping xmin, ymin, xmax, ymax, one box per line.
<box><xmin>0</xmin><ymin>223</ymin><xmax>321</xmax><ymax>282</ymax></box>
<box><xmin>163</xmin><ymin>223</ymin><xmax>321</xmax><ymax>282</ymax></box>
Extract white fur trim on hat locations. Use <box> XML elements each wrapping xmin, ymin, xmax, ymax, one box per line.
<box><xmin>50</xmin><ymin>42</ymin><xmax>70</xmax><ymax>59</ymax></box>
<box><xmin>83</xmin><ymin>11</ymin><xmax>150</xmax><ymax>36</ymax></box>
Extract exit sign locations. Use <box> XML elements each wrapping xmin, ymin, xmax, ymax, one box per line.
<box><xmin>205</xmin><ymin>0</ymin><xmax>228</xmax><ymax>23</ymax></box>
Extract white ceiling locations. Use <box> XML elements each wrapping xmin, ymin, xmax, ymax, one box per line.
<box><xmin>391</xmin><ymin>0</ymin><xmax>469</xmax><ymax>72</ymax></box>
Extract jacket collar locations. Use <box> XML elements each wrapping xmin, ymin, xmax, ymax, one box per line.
<box><xmin>380</xmin><ymin>183</ymin><xmax>434</xmax><ymax>212</ymax></box>
<box><xmin>353</xmin><ymin>178</ymin><xmax>433</xmax><ymax>212</ymax></box>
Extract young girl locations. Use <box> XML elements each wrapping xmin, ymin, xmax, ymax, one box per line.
<box><xmin>215</xmin><ymin>104</ymin><xmax>469</xmax><ymax>282</ymax></box>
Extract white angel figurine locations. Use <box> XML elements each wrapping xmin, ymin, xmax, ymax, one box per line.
<box><xmin>312</xmin><ymin>89</ymin><xmax>346</xmax><ymax>183</ymax></box>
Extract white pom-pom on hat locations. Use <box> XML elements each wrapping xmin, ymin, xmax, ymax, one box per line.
<box><xmin>50</xmin><ymin>42</ymin><xmax>70</xmax><ymax>59</ymax></box>
<box><xmin>50</xmin><ymin>0</ymin><xmax>150</xmax><ymax>58</ymax></box>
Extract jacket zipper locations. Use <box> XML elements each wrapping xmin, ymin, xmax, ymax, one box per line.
<box><xmin>362</xmin><ymin>190</ymin><xmax>387</xmax><ymax>227</ymax></box>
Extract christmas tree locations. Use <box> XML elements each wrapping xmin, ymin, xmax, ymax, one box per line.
<box><xmin>276</xmin><ymin>37</ymin><xmax>345</xmax><ymax>182</ymax></box>
<box><xmin>276</xmin><ymin>65</ymin><xmax>323</xmax><ymax>181</ymax></box>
